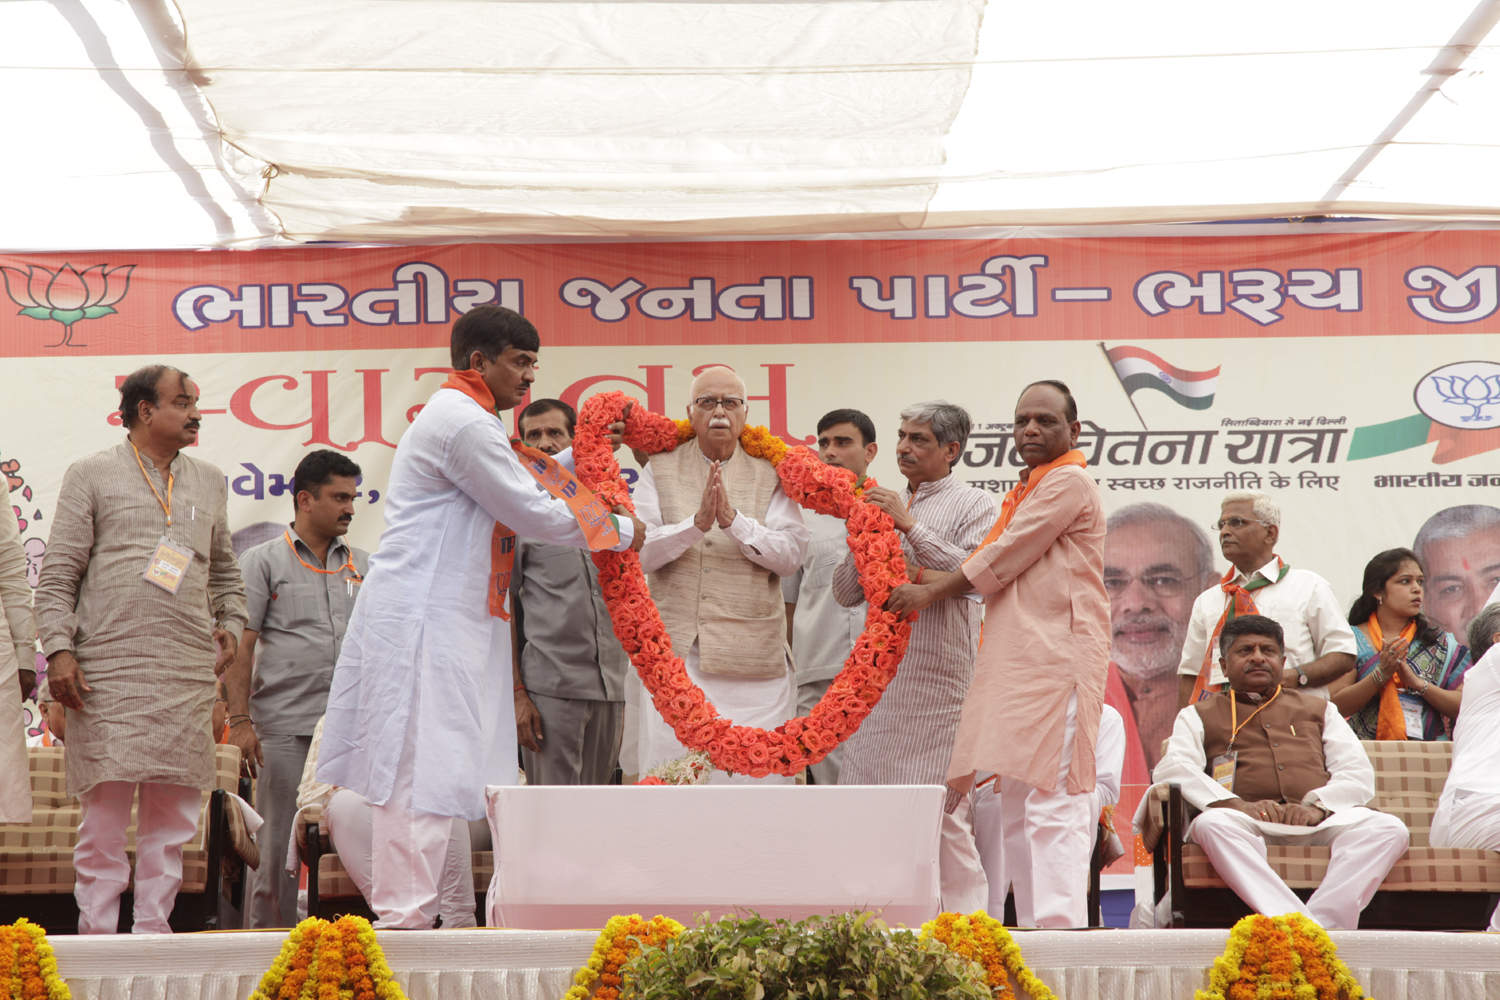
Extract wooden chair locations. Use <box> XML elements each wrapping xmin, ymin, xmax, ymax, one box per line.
<box><xmin>0</xmin><ymin>745</ymin><xmax>257</xmax><ymax>933</ymax></box>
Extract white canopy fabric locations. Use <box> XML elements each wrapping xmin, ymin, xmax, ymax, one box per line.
<box><xmin>6</xmin><ymin>0</ymin><xmax>1500</xmax><ymax>249</ymax></box>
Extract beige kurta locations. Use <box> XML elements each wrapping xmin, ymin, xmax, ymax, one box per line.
<box><xmin>35</xmin><ymin>441</ymin><xmax>246</xmax><ymax>796</ymax></box>
<box><xmin>0</xmin><ymin>505</ymin><xmax>34</xmax><ymax>822</ymax></box>
<box><xmin>949</xmin><ymin>464</ymin><xmax>1109</xmax><ymax>794</ymax></box>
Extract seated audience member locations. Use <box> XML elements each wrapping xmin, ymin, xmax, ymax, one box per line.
<box><xmin>295</xmin><ymin>717</ymin><xmax>477</xmax><ymax>928</ymax></box>
<box><xmin>1332</xmin><ymin>548</ymin><xmax>1469</xmax><ymax>740</ymax></box>
<box><xmin>1155</xmin><ymin>615</ymin><xmax>1409</xmax><ymax>928</ymax></box>
<box><xmin>973</xmin><ymin>704</ymin><xmax>1126</xmax><ymax>924</ymax></box>
<box><xmin>1178</xmin><ymin>493</ymin><xmax>1356</xmax><ymax>708</ymax></box>
<box><xmin>1429</xmin><ymin>603</ymin><xmax>1500</xmax><ymax>930</ymax></box>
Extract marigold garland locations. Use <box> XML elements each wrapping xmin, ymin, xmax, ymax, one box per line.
<box><xmin>574</xmin><ymin>391</ymin><xmax>914</xmax><ymax>778</ymax></box>
<box><xmin>920</xmin><ymin>911</ymin><xmax>1056</xmax><ymax>1000</ymax></box>
<box><xmin>1197</xmin><ymin>913</ymin><xmax>1367</xmax><ymax>1000</ymax></box>
<box><xmin>0</xmin><ymin>919</ymin><xmax>70</xmax><ymax>1000</ymax></box>
<box><xmin>250</xmin><ymin>916</ymin><xmax>409</xmax><ymax>1000</ymax></box>
<box><xmin>561</xmin><ymin>914</ymin><xmax>685</xmax><ymax>1000</ymax></box>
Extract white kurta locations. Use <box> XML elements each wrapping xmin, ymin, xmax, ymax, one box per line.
<box><xmin>623</xmin><ymin>458</ymin><xmax>808</xmax><ymax>785</ymax></box>
<box><xmin>317</xmin><ymin>388</ymin><xmax>633</xmax><ymax>820</ymax></box>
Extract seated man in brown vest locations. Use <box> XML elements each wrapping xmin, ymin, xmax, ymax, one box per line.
<box><xmin>1154</xmin><ymin>614</ymin><xmax>1409</xmax><ymax>928</ymax></box>
<box><xmin>627</xmin><ymin>366</ymin><xmax>810</xmax><ymax>784</ymax></box>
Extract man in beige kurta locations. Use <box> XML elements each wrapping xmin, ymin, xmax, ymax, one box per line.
<box><xmin>889</xmin><ymin>380</ymin><xmax>1108</xmax><ymax>927</ymax></box>
<box><xmin>0</xmin><ymin>504</ymin><xmax>35</xmax><ymax>824</ymax></box>
<box><xmin>35</xmin><ymin>365</ymin><xmax>245</xmax><ymax>934</ymax></box>
<box><xmin>626</xmin><ymin>367</ymin><xmax>809</xmax><ymax>784</ymax></box>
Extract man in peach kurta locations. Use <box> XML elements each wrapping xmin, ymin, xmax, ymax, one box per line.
<box><xmin>888</xmin><ymin>380</ymin><xmax>1108</xmax><ymax>927</ymax></box>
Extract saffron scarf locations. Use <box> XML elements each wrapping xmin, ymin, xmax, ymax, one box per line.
<box><xmin>441</xmin><ymin>370</ymin><xmax>620</xmax><ymax>620</ymax></box>
<box><xmin>968</xmin><ymin>448</ymin><xmax>1089</xmax><ymax>555</ymax></box>
<box><xmin>1367</xmin><ymin>614</ymin><xmax>1419</xmax><ymax>741</ymax></box>
<box><xmin>1191</xmin><ymin>557</ymin><xmax>1290</xmax><ymax>704</ymax></box>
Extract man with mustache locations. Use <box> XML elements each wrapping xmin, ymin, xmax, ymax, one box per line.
<box><xmin>1105</xmin><ymin>503</ymin><xmax>1215</xmax><ymax>776</ymax></box>
<box><xmin>224</xmin><ymin>449</ymin><xmax>369</xmax><ymax>928</ymax></box>
<box><xmin>783</xmin><ymin>408</ymin><xmax>878</xmax><ymax>785</ymax></box>
<box><xmin>36</xmin><ymin>364</ymin><xmax>246</xmax><ymax>933</ymax></box>
<box><xmin>1413</xmin><ymin>504</ymin><xmax>1500</xmax><ymax>642</ymax></box>
<box><xmin>1151</xmin><ymin>614</ymin><xmax>1409</xmax><ymax>928</ymax></box>
<box><xmin>629</xmin><ymin>366</ymin><xmax>809</xmax><ymax>784</ymax></box>
<box><xmin>509</xmin><ymin>398</ymin><xmax>630</xmax><ymax>786</ymax></box>
<box><xmin>833</xmin><ymin>401</ymin><xmax>996</xmax><ymax>911</ymax></box>
<box><xmin>317</xmin><ymin>307</ymin><xmax>645</xmax><ymax>929</ymax></box>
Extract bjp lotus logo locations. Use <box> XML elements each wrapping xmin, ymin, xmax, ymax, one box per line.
<box><xmin>1</xmin><ymin>263</ymin><xmax>135</xmax><ymax>347</ymax></box>
<box><xmin>1415</xmin><ymin>361</ymin><xmax>1500</xmax><ymax>428</ymax></box>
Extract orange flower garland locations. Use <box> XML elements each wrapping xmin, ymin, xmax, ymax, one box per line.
<box><xmin>251</xmin><ymin>916</ymin><xmax>408</xmax><ymax>1000</ymax></box>
<box><xmin>920</xmin><ymin>912</ymin><xmax>1055</xmax><ymax>1000</ymax></box>
<box><xmin>573</xmin><ymin>391</ymin><xmax>914</xmax><ymax>777</ymax></box>
<box><xmin>562</xmin><ymin>914</ymin><xmax>685</xmax><ymax>1000</ymax></box>
<box><xmin>0</xmin><ymin>919</ymin><xmax>69</xmax><ymax>1000</ymax></box>
<box><xmin>1199</xmin><ymin>913</ymin><xmax>1366</xmax><ymax>1000</ymax></box>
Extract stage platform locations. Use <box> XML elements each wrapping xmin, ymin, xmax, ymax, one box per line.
<box><xmin>47</xmin><ymin>926</ymin><xmax>1500</xmax><ymax>1000</ymax></box>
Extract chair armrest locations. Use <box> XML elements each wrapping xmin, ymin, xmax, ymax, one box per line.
<box><xmin>1138</xmin><ymin>784</ymin><xmax>1171</xmax><ymax>853</ymax></box>
<box><xmin>295</xmin><ymin>806</ymin><xmax>331</xmax><ymax>866</ymax></box>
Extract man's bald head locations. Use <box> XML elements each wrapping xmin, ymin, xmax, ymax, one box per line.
<box><xmin>689</xmin><ymin>366</ymin><xmax>747</xmax><ymax>400</ymax></box>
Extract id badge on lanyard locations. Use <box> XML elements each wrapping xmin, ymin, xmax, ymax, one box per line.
<box><xmin>1399</xmin><ymin>691</ymin><xmax>1426</xmax><ymax>739</ymax></box>
<box><xmin>144</xmin><ymin>533</ymin><xmax>195</xmax><ymax>595</ymax></box>
<box><xmin>1210</xmin><ymin>750</ymin><xmax>1237</xmax><ymax>792</ymax></box>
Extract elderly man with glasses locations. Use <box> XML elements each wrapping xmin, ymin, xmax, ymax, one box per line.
<box><xmin>626</xmin><ymin>366</ymin><xmax>810</xmax><ymax>784</ymax></box>
<box><xmin>1176</xmin><ymin>491</ymin><xmax>1356</xmax><ymax>709</ymax></box>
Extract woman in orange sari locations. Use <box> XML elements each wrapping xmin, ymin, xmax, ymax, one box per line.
<box><xmin>1331</xmin><ymin>548</ymin><xmax>1468</xmax><ymax>740</ymax></box>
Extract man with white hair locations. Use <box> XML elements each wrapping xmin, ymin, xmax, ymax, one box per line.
<box><xmin>1412</xmin><ymin>505</ymin><xmax>1500</xmax><ymax>642</ymax></box>
<box><xmin>629</xmin><ymin>366</ymin><xmax>810</xmax><ymax>784</ymax></box>
<box><xmin>1429</xmin><ymin>603</ymin><xmax>1500</xmax><ymax>931</ymax></box>
<box><xmin>1177</xmin><ymin>492</ymin><xmax>1355</xmax><ymax>708</ymax></box>
<box><xmin>1105</xmin><ymin>503</ymin><xmax>1215</xmax><ymax>774</ymax></box>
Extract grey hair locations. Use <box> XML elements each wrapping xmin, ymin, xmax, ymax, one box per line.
<box><xmin>1467</xmin><ymin>602</ymin><xmax>1500</xmax><ymax>660</ymax></box>
<box><xmin>688</xmin><ymin>366</ymin><xmax>747</xmax><ymax>399</ymax></box>
<box><xmin>1414</xmin><ymin>505</ymin><xmax>1500</xmax><ymax>569</ymax></box>
<box><xmin>1106</xmin><ymin>502</ymin><xmax>1216</xmax><ymax>577</ymax></box>
<box><xmin>1221</xmin><ymin>490</ymin><xmax>1281</xmax><ymax>527</ymax></box>
<box><xmin>899</xmin><ymin>401</ymin><xmax>971</xmax><ymax>469</ymax></box>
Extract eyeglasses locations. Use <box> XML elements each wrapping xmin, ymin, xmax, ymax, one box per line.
<box><xmin>694</xmin><ymin>396</ymin><xmax>745</xmax><ymax>412</ymax></box>
<box><xmin>1211</xmin><ymin>516</ymin><xmax>1267</xmax><ymax>531</ymax></box>
<box><xmin>1103</xmin><ymin>573</ymin><xmax>1201</xmax><ymax>598</ymax></box>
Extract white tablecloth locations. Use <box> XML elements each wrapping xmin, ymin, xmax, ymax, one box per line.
<box><xmin>484</xmin><ymin>785</ymin><xmax>944</xmax><ymax>930</ymax></box>
<box><xmin>47</xmin><ymin>928</ymin><xmax>1500</xmax><ymax>1000</ymax></box>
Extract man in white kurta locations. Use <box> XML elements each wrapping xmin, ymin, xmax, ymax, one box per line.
<box><xmin>1144</xmin><ymin>614</ymin><xmax>1409</xmax><ymax>928</ymax></box>
<box><xmin>317</xmin><ymin>307</ymin><xmax>642</xmax><ymax>928</ymax></box>
<box><xmin>626</xmin><ymin>367</ymin><xmax>809</xmax><ymax>785</ymax></box>
<box><xmin>1429</xmin><ymin>605</ymin><xmax>1500</xmax><ymax>930</ymax></box>
<box><xmin>0</xmin><ymin>503</ymin><xmax>34</xmax><ymax>824</ymax></box>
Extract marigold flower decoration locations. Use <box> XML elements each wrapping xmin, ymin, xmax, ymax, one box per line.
<box><xmin>562</xmin><ymin>914</ymin><xmax>685</xmax><ymax>1000</ymax></box>
<box><xmin>1197</xmin><ymin>913</ymin><xmax>1366</xmax><ymax>1000</ymax></box>
<box><xmin>920</xmin><ymin>911</ymin><xmax>1055</xmax><ymax>1000</ymax></box>
<box><xmin>0</xmin><ymin>919</ymin><xmax>70</xmax><ymax>1000</ymax></box>
<box><xmin>250</xmin><ymin>916</ymin><xmax>409</xmax><ymax>1000</ymax></box>
<box><xmin>573</xmin><ymin>391</ymin><xmax>915</xmax><ymax>778</ymax></box>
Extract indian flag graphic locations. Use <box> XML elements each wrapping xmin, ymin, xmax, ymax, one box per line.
<box><xmin>1102</xmin><ymin>344</ymin><xmax>1219</xmax><ymax>411</ymax></box>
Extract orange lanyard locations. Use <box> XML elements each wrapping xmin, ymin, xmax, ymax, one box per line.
<box><xmin>130</xmin><ymin>442</ymin><xmax>174</xmax><ymax>527</ymax></box>
<box><xmin>1228</xmin><ymin>684</ymin><xmax>1282</xmax><ymax>749</ymax></box>
<box><xmin>283</xmin><ymin>530</ymin><xmax>359</xmax><ymax>579</ymax></box>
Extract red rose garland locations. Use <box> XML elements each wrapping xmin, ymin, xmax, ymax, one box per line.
<box><xmin>574</xmin><ymin>391</ymin><xmax>914</xmax><ymax>778</ymax></box>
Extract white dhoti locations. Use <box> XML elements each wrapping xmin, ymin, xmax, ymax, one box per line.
<box><xmin>630</xmin><ymin>641</ymin><xmax>796</xmax><ymax>786</ymax></box>
<box><xmin>976</xmin><ymin>692</ymin><xmax>1094</xmax><ymax>927</ymax></box>
<box><xmin>1188</xmin><ymin>806</ymin><xmax>1409</xmax><ymax>929</ymax></box>
<box><xmin>1429</xmin><ymin>790</ymin><xmax>1500</xmax><ymax>930</ymax></box>
<box><xmin>325</xmin><ymin>787</ymin><xmax>477</xmax><ymax>929</ymax></box>
<box><xmin>74</xmin><ymin>781</ymin><xmax>202</xmax><ymax>934</ymax></box>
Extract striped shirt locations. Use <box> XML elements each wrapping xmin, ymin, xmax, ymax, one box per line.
<box><xmin>833</xmin><ymin>473</ymin><xmax>995</xmax><ymax>785</ymax></box>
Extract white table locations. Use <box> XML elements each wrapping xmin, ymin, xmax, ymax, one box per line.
<box><xmin>483</xmin><ymin>784</ymin><xmax>944</xmax><ymax>930</ymax></box>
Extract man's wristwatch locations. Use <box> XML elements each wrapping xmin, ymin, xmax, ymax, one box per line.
<box><xmin>1293</xmin><ymin>663</ymin><xmax>1309</xmax><ymax>686</ymax></box>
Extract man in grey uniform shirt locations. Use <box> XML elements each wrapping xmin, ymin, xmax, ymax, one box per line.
<box><xmin>225</xmin><ymin>449</ymin><xmax>369</xmax><ymax>927</ymax></box>
<box><xmin>511</xmin><ymin>399</ymin><xmax>629</xmax><ymax>784</ymax></box>
<box><xmin>783</xmin><ymin>409</ymin><xmax>877</xmax><ymax>785</ymax></box>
